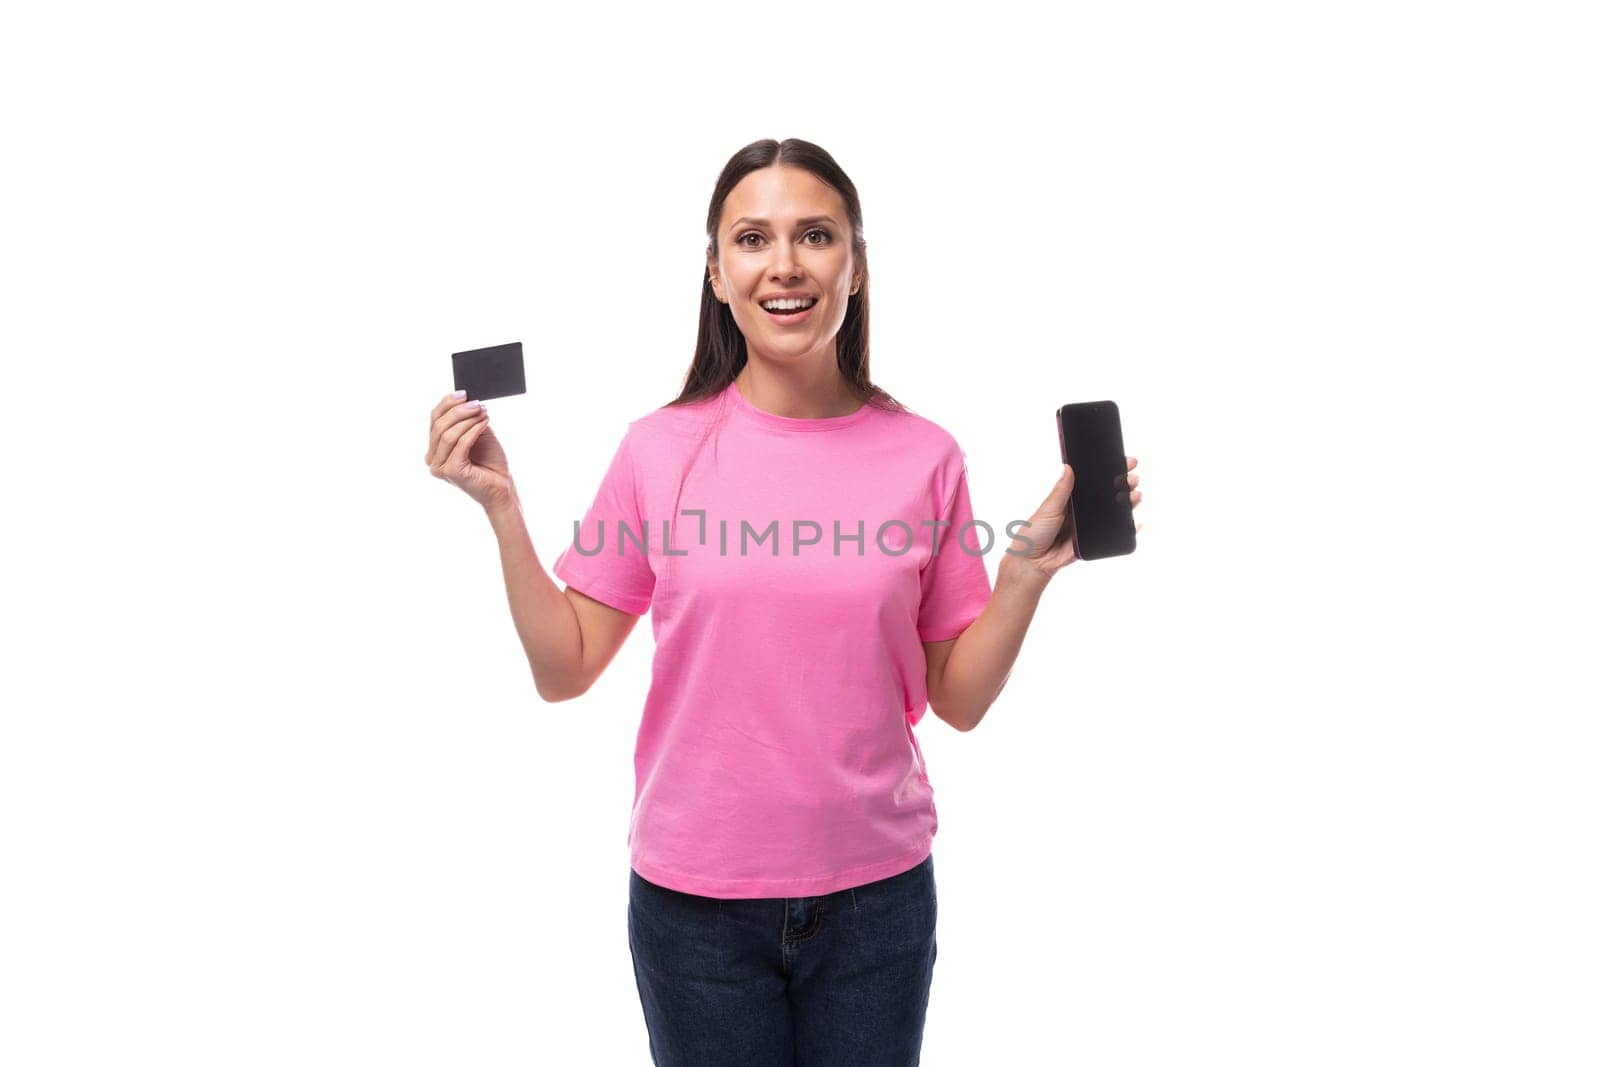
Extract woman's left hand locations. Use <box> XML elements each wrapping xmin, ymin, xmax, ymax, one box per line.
<box><xmin>1010</xmin><ymin>456</ymin><xmax>1142</xmax><ymax>580</ymax></box>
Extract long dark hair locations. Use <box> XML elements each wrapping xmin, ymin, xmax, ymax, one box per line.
<box><xmin>666</xmin><ymin>138</ymin><xmax>909</xmax><ymax>415</ymax></box>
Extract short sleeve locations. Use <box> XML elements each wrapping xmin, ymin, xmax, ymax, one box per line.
<box><xmin>552</xmin><ymin>430</ymin><xmax>655</xmax><ymax>615</ymax></box>
<box><xmin>916</xmin><ymin>459</ymin><xmax>994</xmax><ymax>643</ymax></box>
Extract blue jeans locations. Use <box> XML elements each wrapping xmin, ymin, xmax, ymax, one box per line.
<box><xmin>627</xmin><ymin>852</ymin><xmax>939</xmax><ymax>1066</ymax></box>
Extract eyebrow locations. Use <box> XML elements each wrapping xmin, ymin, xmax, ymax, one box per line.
<box><xmin>728</xmin><ymin>215</ymin><xmax>840</xmax><ymax>230</ymax></box>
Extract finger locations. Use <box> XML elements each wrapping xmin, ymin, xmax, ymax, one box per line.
<box><xmin>1126</xmin><ymin>456</ymin><xmax>1138</xmax><ymax>471</ymax></box>
<box><xmin>446</xmin><ymin>415</ymin><xmax>491</xmax><ymax>470</ymax></box>
<box><xmin>430</xmin><ymin>415</ymin><xmax>471</xmax><ymax>470</ymax></box>
<box><xmin>430</xmin><ymin>390</ymin><xmax>469</xmax><ymax>424</ymax></box>
<box><xmin>441</xmin><ymin>415</ymin><xmax>489</xmax><ymax>476</ymax></box>
<box><xmin>1128</xmin><ymin>473</ymin><xmax>1139</xmax><ymax>488</ymax></box>
<box><xmin>432</xmin><ymin>390</ymin><xmax>467</xmax><ymax>419</ymax></box>
<box><xmin>1043</xmin><ymin>465</ymin><xmax>1074</xmax><ymax>509</ymax></box>
<box><xmin>429</xmin><ymin>397</ymin><xmax>481</xmax><ymax>441</ymax></box>
<box><xmin>428</xmin><ymin>401</ymin><xmax>485</xmax><ymax>464</ymax></box>
<box><xmin>431</xmin><ymin>410</ymin><xmax>482</xmax><ymax>468</ymax></box>
<box><xmin>1135</xmin><ymin>521</ymin><xmax>1143</xmax><ymax>534</ymax></box>
<box><xmin>431</xmin><ymin>408</ymin><xmax>487</xmax><ymax>470</ymax></box>
<box><xmin>1131</xmin><ymin>490</ymin><xmax>1142</xmax><ymax>506</ymax></box>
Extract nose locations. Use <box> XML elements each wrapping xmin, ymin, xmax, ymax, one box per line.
<box><xmin>768</xmin><ymin>237</ymin><xmax>802</xmax><ymax>282</ymax></box>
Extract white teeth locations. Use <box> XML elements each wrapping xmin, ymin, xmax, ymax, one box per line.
<box><xmin>761</xmin><ymin>297</ymin><xmax>817</xmax><ymax>311</ymax></box>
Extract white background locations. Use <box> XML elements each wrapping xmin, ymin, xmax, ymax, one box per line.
<box><xmin>4</xmin><ymin>1</ymin><xmax>1596</xmax><ymax>1063</ymax></box>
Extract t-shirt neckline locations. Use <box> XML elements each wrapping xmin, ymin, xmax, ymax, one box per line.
<box><xmin>723</xmin><ymin>379</ymin><xmax>876</xmax><ymax>433</ymax></box>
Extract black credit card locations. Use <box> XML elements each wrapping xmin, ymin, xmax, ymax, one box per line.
<box><xmin>451</xmin><ymin>341</ymin><xmax>526</xmax><ymax>401</ymax></box>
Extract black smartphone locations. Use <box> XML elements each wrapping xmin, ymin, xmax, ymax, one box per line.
<box><xmin>451</xmin><ymin>341</ymin><xmax>526</xmax><ymax>401</ymax></box>
<box><xmin>1055</xmin><ymin>401</ymin><xmax>1137</xmax><ymax>561</ymax></box>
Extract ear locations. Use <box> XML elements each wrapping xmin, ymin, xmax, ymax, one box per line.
<box><xmin>707</xmin><ymin>263</ymin><xmax>723</xmax><ymax>303</ymax></box>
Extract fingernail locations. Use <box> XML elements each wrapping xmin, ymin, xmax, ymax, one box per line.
<box><xmin>465</xmin><ymin>399</ymin><xmax>480</xmax><ymax>409</ymax></box>
<box><xmin>454</xmin><ymin>389</ymin><xmax>466</xmax><ymax>399</ymax></box>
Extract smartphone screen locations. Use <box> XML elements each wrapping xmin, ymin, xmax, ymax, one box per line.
<box><xmin>1056</xmin><ymin>401</ymin><xmax>1137</xmax><ymax>560</ymax></box>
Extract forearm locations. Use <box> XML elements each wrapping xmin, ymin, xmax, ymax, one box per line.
<box><xmin>484</xmin><ymin>491</ymin><xmax>586</xmax><ymax>701</ymax></box>
<box><xmin>936</xmin><ymin>555</ymin><xmax>1052</xmax><ymax>730</ymax></box>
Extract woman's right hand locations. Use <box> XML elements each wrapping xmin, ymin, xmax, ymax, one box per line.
<box><xmin>427</xmin><ymin>391</ymin><xmax>515</xmax><ymax>513</ymax></box>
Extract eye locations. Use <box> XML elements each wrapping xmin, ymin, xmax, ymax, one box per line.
<box><xmin>735</xmin><ymin>228</ymin><xmax>832</xmax><ymax>248</ymax></box>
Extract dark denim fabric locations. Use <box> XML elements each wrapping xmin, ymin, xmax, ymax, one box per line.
<box><xmin>627</xmin><ymin>852</ymin><xmax>938</xmax><ymax>1066</ymax></box>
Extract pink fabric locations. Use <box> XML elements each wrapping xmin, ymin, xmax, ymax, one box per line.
<box><xmin>553</xmin><ymin>380</ymin><xmax>993</xmax><ymax>898</ymax></box>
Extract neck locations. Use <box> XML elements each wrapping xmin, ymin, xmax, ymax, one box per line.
<box><xmin>735</xmin><ymin>361</ymin><xmax>861</xmax><ymax>419</ymax></box>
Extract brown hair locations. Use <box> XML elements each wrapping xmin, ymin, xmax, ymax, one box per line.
<box><xmin>666</xmin><ymin>138</ymin><xmax>909</xmax><ymax>415</ymax></box>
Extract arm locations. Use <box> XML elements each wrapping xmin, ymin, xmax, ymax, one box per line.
<box><xmin>924</xmin><ymin>556</ymin><xmax>1050</xmax><ymax>732</ymax></box>
<box><xmin>924</xmin><ymin>454</ymin><xmax>1143</xmax><ymax>730</ymax></box>
<box><xmin>485</xmin><ymin>492</ymin><xmax>641</xmax><ymax>703</ymax></box>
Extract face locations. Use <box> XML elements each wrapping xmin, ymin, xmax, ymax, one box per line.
<box><xmin>708</xmin><ymin>165</ymin><xmax>861</xmax><ymax>369</ymax></box>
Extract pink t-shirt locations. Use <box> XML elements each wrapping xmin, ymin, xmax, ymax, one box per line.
<box><xmin>552</xmin><ymin>379</ymin><xmax>993</xmax><ymax>898</ymax></box>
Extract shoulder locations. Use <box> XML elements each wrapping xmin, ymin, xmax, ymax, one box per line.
<box><xmin>623</xmin><ymin>391</ymin><xmax>727</xmax><ymax>444</ymax></box>
<box><xmin>891</xmin><ymin>405</ymin><xmax>965</xmax><ymax>456</ymax></box>
<box><xmin>874</xmin><ymin>400</ymin><xmax>970</xmax><ymax>478</ymax></box>
<box><xmin>853</xmin><ymin>397</ymin><xmax>977</xmax><ymax>515</ymax></box>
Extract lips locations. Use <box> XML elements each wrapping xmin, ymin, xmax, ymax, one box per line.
<box><xmin>757</xmin><ymin>291</ymin><xmax>819</xmax><ymax>305</ymax></box>
<box><xmin>761</xmin><ymin>300</ymin><xmax>818</xmax><ymax>325</ymax></box>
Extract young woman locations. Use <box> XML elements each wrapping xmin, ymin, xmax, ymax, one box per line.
<box><xmin>425</xmin><ymin>138</ymin><xmax>1142</xmax><ymax>1066</ymax></box>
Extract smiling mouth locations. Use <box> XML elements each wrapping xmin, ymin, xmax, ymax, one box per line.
<box><xmin>761</xmin><ymin>299</ymin><xmax>818</xmax><ymax>319</ymax></box>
